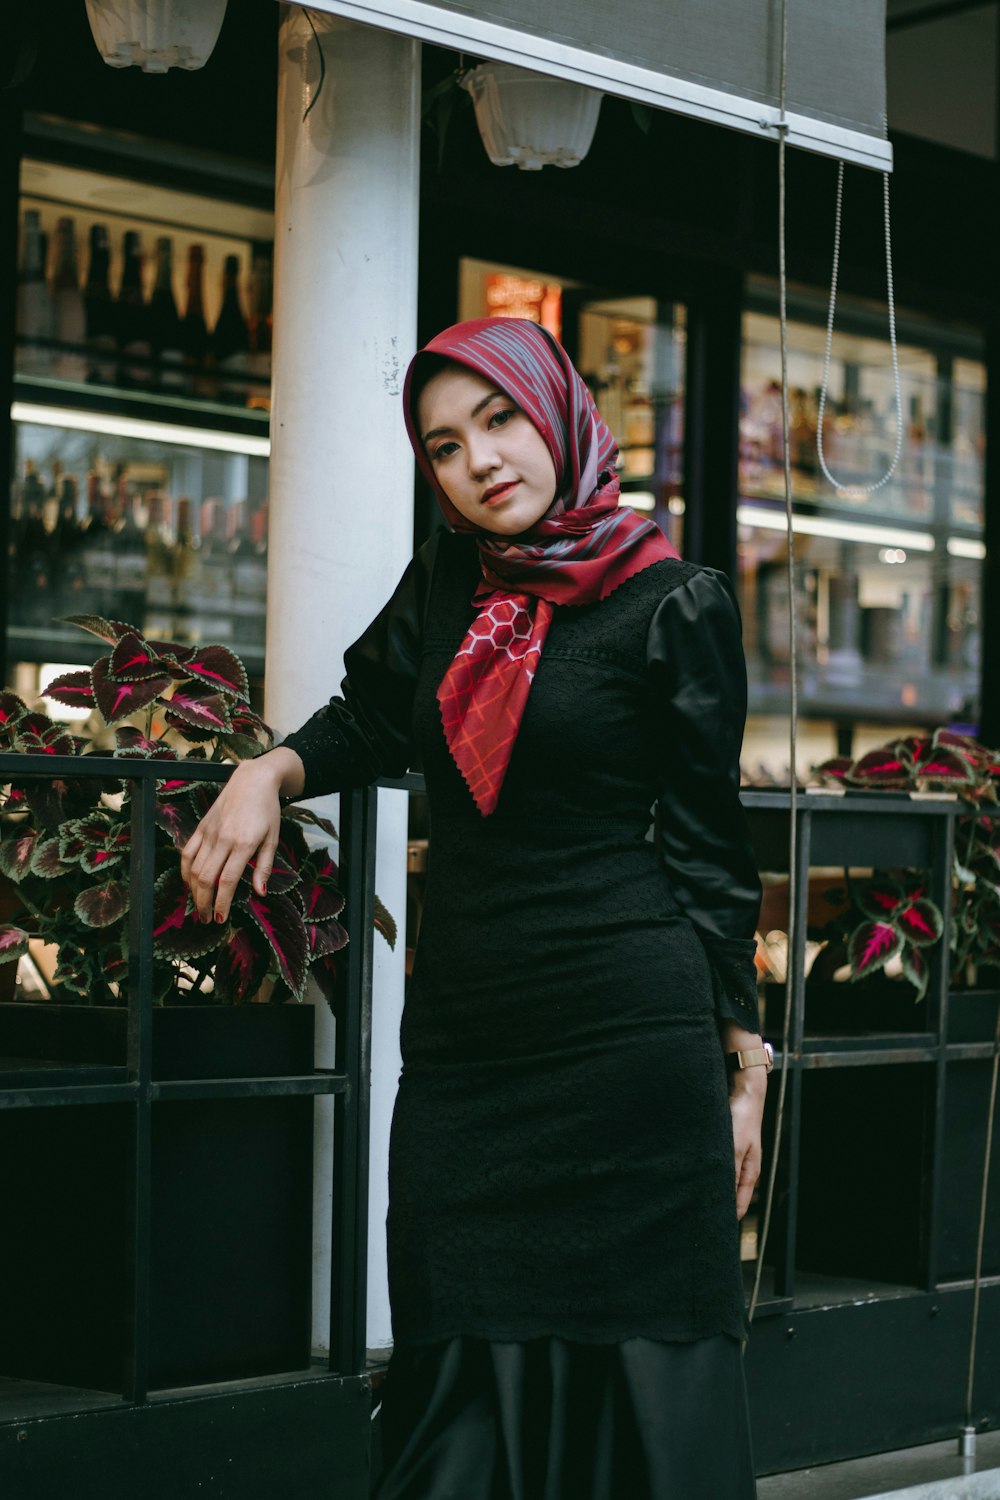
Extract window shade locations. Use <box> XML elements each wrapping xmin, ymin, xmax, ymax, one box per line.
<box><xmin>300</xmin><ymin>0</ymin><xmax>892</xmax><ymax>171</ymax></box>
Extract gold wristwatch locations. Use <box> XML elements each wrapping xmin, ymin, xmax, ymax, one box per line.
<box><xmin>725</xmin><ymin>1041</ymin><xmax>774</xmax><ymax>1074</ymax></box>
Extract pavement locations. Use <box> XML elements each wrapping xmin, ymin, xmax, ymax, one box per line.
<box><xmin>757</xmin><ymin>1432</ymin><xmax>1000</xmax><ymax>1500</ymax></box>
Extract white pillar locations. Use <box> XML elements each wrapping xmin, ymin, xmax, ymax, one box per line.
<box><xmin>268</xmin><ymin>6</ymin><xmax>420</xmax><ymax>1356</ymax></box>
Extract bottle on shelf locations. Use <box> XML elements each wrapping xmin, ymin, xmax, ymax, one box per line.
<box><xmin>50</xmin><ymin>217</ymin><xmax>88</xmax><ymax>383</ymax></box>
<box><xmin>246</xmin><ymin>246</ymin><xmax>273</xmax><ymax>411</ymax></box>
<box><xmin>181</xmin><ymin>244</ymin><xmax>212</xmax><ymax>399</ymax></box>
<box><xmin>212</xmin><ymin>254</ymin><xmax>250</xmax><ymax>405</ymax></box>
<box><xmin>84</xmin><ymin>223</ymin><xmax>117</xmax><ymax>386</ymax></box>
<box><xmin>117</xmin><ymin>231</ymin><xmax>152</xmax><ymax>388</ymax></box>
<box><xmin>149</xmin><ymin>237</ymin><xmax>184</xmax><ymax>394</ymax></box>
<box><xmin>16</xmin><ymin>208</ymin><xmax>52</xmax><ymax>377</ymax></box>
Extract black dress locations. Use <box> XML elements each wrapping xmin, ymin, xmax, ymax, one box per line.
<box><xmin>284</xmin><ymin>531</ymin><xmax>763</xmax><ymax>1498</ymax></box>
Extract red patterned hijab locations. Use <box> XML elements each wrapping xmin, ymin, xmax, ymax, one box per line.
<box><xmin>403</xmin><ymin>317</ymin><xmax>678</xmax><ymax>816</ymax></box>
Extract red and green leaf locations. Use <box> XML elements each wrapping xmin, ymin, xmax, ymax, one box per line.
<box><xmin>308</xmin><ymin>917</ymin><xmax>348</xmax><ymax>958</ymax></box>
<box><xmin>0</xmin><ymin>925</ymin><xmax>30</xmax><ymax>963</ymax></box>
<box><xmin>108</xmin><ymin>632</ymin><xmax>169</xmax><ymax>683</ymax></box>
<box><xmin>61</xmin><ymin>614</ymin><xmax>133</xmax><ymax>645</ymax></box>
<box><xmin>913</xmin><ymin>744</ymin><xmax>978</xmax><ymax>787</ymax></box>
<box><xmin>374</xmin><ymin>895</ymin><xmax>397</xmax><ymax>950</ymax></box>
<box><xmin>163</xmin><ymin>690</ymin><xmax>232</xmax><ymax>734</ymax></box>
<box><xmin>897</xmin><ymin>898</ymin><xmax>944</xmax><ymax>946</ymax></box>
<box><xmin>813</xmin><ymin>756</ymin><xmax>851</xmax><ymax>786</ymax></box>
<box><xmin>0</xmin><ymin>691</ymin><xmax>28</xmax><ymax>736</ymax></box>
<box><xmin>848</xmin><ymin>920</ymin><xmax>903</xmax><ymax>979</ymax></box>
<box><xmin>183</xmin><ymin>644</ymin><xmax>249</xmax><ymax>702</ymax></box>
<box><xmin>244</xmin><ymin>891</ymin><xmax>308</xmax><ymax>998</ymax></box>
<box><xmin>30</xmin><ymin>836</ymin><xmax>74</xmax><ymax>878</ymax></box>
<box><xmin>74</xmin><ymin>880</ymin><xmax>130</xmax><ymax>928</ymax></box>
<box><xmin>212</xmin><ymin>924</ymin><xmax>270</xmax><ymax>1004</ymax></box>
<box><xmin>154</xmin><ymin>797</ymin><xmax>200</xmax><ymax>849</ymax></box>
<box><xmin>42</xmin><ymin>669</ymin><xmax>95</xmax><ymax>709</ymax></box>
<box><xmin>900</xmin><ymin>943</ymin><xmax>930</xmax><ymax>1001</ymax></box>
<box><xmin>855</xmin><ymin>878</ymin><xmax>905</xmax><ymax>922</ymax></box>
<box><xmin>151</xmin><ymin>869</ymin><xmax>226</xmax><ymax>962</ymax></box>
<box><xmin>92</xmin><ymin>657</ymin><xmax>172</xmax><ymax>726</ymax></box>
<box><xmin>0</xmin><ymin>830</ymin><xmax>39</xmax><ymax>882</ymax></box>
<box><xmin>848</xmin><ymin>748</ymin><xmax>912</xmax><ymax>789</ymax></box>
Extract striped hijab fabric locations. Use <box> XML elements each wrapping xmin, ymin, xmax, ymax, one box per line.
<box><xmin>403</xmin><ymin>318</ymin><xmax>678</xmax><ymax>815</ymax></box>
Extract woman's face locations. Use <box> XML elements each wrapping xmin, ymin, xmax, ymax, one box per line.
<box><xmin>417</xmin><ymin>364</ymin><xmax>558</xmax><ymax>536</ymax></box>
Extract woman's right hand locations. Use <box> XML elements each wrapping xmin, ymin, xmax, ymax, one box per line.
<box><xmin>180</xmin><ymin>746</ymin><xmax>305</xmax><ymax>924</ymax></box>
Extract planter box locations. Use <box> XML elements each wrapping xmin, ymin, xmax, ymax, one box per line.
<box><xmin>947</xmin><ymin>988</ymin><xmax>1000</xmax><ymax>1044</ymax></box>
<box><xmin>0</xmin><ymin>1002</ymin><xmax>315</xmax><ymax>1393</ymax></box>
<box><xmin>804</xmin><ymin>976</ymin><xmax>929</xmax><ymax>1036</ymax></box>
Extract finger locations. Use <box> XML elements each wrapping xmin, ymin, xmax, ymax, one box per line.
<box><xmin>214</xmin><ymin>848</ymin><xmax>254</xmax><ymax>924</ymax></box>
<box><xmin>252</xmin><ymin>826</ymin><xmax>280</xmax><ymax>896</ymax></box>
<box><xmin>179</xmin><ymin>828</ymin><xmax>203</xmax><ymax>886</ymax></box>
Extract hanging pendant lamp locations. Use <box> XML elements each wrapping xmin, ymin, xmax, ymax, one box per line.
<box><xmin>461</xmin><ymin>63</ymin><xmax>603</xmax><ymax>171</ymax></box>
<box><xmin>85</xmin><ymin>0</ymin><xmax>228</xmax><ymax>74</ymax></box>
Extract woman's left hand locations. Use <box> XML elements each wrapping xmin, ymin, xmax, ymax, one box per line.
<box><xmin>720</xmin><ymin>1022</ymin><xmax>767</xmax><ymax>1221</ymax></box>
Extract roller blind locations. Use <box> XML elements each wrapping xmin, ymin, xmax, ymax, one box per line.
<box><xmin>301</xmin><ymin>0</ymin><xmax>892</xmax><ymax>171</ymax></box>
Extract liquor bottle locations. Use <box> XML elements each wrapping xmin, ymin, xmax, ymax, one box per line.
<box><xmin>84</xmin><ymin>224</ymin><xmax>117</xmax><ymax>386</ymax></box>
<box><xmin>149</xmin><ymin>237</ymin><xmax>184</xmax><ymax>393</ymax></box>
<box><xmin>212</xmin><ymin>254</ymin><xmax>250</xmax><ymax>405</ymax></box>
<box><xmin>50</xmin><ymin>217</ymin><xmax>88</xmax><ymax>382</ymax></box>
<box><xmin>16</xmin><ymin>209</ymin><xmax>52</xmax><ymax>376</ymax></box>
<box><xmin>181</xmin><ymin>244</ymin><xmax>211</xmax><ymax>398</ymax></box>
<box><xmin>246</xmin><ymin>246</ymin><xmax>272</xmax><ymax>410</ymax></box>
<box><xmin>117</xmin><ymin>231</ymin><xmax>151</xmax><ymax>387</ymax></box>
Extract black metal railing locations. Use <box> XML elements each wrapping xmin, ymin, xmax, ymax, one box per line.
<box><xmin>0</xmin><ymin>751</ymin><xmax>378</xmax><ymax>1402</ymax></box>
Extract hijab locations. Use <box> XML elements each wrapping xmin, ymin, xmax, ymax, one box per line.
<box><xmin>403</xmin><ymin>317</ymin><xmax>679</xmax><ymax>815</ymax></box>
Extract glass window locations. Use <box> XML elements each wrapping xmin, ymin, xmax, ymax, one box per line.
<box><xmin>10</xmin><ymin>412</ymin><xmax>269</xmax><ymax>675</ymax></box>
<box><xmin>739</xmin><ymin>279</ymin><xmax>985</xmax><ymax>758</ymax></box>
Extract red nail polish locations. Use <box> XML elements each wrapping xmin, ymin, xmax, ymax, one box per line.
<box><xmin>215</xmin><ymin>911</ymin><xmax>225</xmax><ymax>924</ymax></box>
<box><xmin>261</xmin><ymin>882</ymin><xmax>267</xmax><ymax>896</ymax></box>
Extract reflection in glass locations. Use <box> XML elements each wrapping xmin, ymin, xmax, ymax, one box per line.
<box><xmin>9</xmin><ymin>416</ymin><xmax>269</xmax><ymax>674</ymax></box>
<box><xmin>739</xmin><ymin>283</ymin><xmax>985</xmax><ymax>740</ymax></box>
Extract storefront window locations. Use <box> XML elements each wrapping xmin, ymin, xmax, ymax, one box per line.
<box><xmin>739</xmin><ymin>279</ymin><xmax>985</xmax><ymax>753</ymax></box>
<box><xmin>459</xmin><ymin>260</ymin><xmax>686</xmax><ymax>552</ymax></box>
<box><xmin>9</xmin><ymin>158</ymin><xmax>273</xmax><ymax>681</ymax></box>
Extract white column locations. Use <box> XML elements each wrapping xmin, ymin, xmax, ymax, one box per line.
<box><xmin>268</xmin><ymin>6</ymin><xmax>420</xmax><ymax>1356</ymax></box>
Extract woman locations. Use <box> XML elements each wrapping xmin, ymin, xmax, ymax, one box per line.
<box><xmin>181</xmin><ymin>317</ymin><xmax>767</xmax><ymax>1499</ymax></box>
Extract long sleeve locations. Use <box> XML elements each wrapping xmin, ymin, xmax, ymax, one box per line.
<box><xmin>646</xmin><ymin>567</ymin><xmax>763</xmax><ymax>1032</ymax></box>
<box><xmin>280</xmin><ymin>532</ymin><xmax>441</xmax><ymax>800</ymax></box>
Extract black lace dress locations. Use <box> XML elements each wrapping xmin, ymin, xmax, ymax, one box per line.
<box><xmin>283</xmin><ymin>531</ymin><xmax>763</xmax><ymax>1499</ymax></box>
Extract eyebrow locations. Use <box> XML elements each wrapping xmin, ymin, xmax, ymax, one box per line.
<box><xmin>422</xmin><ymin>390</ymin><xmax>507</xmax><ymax>446</ymax></box>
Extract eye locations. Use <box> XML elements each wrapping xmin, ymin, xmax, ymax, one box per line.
<box><xmin>430</xmin><ymin>440</ymin><xmax>458</xmax><ymax>462</ymax></box>
<box><xmin>488</xmin><ymin>406</ymin><xmax>516</xmax><ymax>429</ymax></box>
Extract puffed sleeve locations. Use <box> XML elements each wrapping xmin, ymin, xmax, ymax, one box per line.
<box><xmin>647</xmin><ymin>567</ymin><xmax>763</xmax><ymax>1033</ymax></box>
<box><xmin>279</xmin><ymin>532</ymin><xmax>441</xmax><ymax>800</ymax></box>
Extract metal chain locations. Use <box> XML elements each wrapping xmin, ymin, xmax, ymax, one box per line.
<box><xmin>816</xmin><ymin>165</ymin><xmax>903</xmax><ymax>494</ymax></box>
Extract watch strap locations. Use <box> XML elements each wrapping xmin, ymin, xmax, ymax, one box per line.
<box><xmin>725</xmin><ymin>1042</ymin><xmax>773</xmax><ymax>1073</ymax></box>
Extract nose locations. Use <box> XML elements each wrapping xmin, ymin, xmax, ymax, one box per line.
<box><xmin>466</xmin><ymin>429</ymin><xmax>501</xmax><ymax>480</ymax></box>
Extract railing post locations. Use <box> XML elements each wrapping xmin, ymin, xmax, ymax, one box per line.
<box><xmin>123</xmin><ymin>772</ymin><xmax>157</xmax><ymax>1403</ymax></box>
<box><xmin>331</xmin><ymin>784</ymin><xmax>377</xmax><ymax>1376</ymax></box>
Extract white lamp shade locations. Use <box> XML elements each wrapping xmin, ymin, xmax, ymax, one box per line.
<box><xmin>461</xmin><ymin>63</ymin><xmax>603</xmax><ymax>170</ymax></box>
<box><xmin>85</xmin><ymin>0</ymin><xmax>228</xmax><ymax>74</ymax></box>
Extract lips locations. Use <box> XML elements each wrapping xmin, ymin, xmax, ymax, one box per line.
<box><xmin>482</xmin><ymin>480</ymin><xmax>519</xmax><ymax>506</ymax></box>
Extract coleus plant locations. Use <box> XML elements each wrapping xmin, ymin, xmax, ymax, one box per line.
<box><xmin>815</xmin><ymin>727</ymin><xmax>1000</xmax><ymax>996</ymax></box>
<box><xmin>0</xmin><ymin>615</ymin><xmax>394</xmax><ymax>1006</ymax></box>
